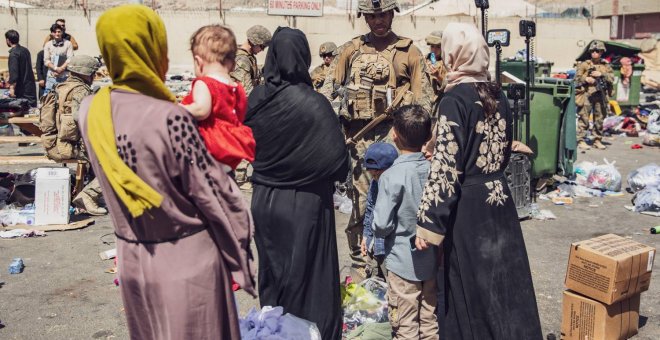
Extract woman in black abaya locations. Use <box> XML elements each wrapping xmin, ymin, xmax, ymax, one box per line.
<box><xmin>245</xmin><ymin>27</ymin><xmax>350</xmax><ymax>340</ymax></box>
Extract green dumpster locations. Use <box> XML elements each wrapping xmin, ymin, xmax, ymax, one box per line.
<box><xmin>501</xmin><ymin>61</ymin><xmax>554</xmax><ymax>81</ymax></box>
<box><xmin>504</xmin><ymin>77</ymin><xmax>576</xmax><ymax>179</ymax></box>
<box><xmin>611</xmin><ymin>63</ymin><xmax>645</xmax><ymax>107</ymax></box>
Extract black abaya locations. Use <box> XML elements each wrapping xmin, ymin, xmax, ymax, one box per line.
<box><xmin>417</xmin><ymin>83</ymin><xmax>543</xmax><ymax>339</ymax></box>
<box><xmin>245</xmin><ymin>27</ymin><xmax>349</xmax><ymax>340</ymax></box>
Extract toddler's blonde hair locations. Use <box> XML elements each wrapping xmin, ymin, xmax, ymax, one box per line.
<box><xmin>190</xmin><ymin>25</ymin><xmax>237</xmax><ymax>66</ymax></box>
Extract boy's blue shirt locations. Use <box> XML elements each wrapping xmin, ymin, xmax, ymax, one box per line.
<box><xmin>373</xmin><ymin>152</ymin><xmax>436</xmax><ymax>282</ymax></box>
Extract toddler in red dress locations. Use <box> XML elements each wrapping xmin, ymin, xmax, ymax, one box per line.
<box><xmin>180</xmin><ymin>25</ymin><xmax>255</xmax><ymax>172</ymax></box>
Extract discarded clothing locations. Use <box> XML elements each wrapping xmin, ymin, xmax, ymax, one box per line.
<box><xmin>239</xmin><ymin>306</ymin><xmax>321</xmax><ymax>340</ymax></box>
<box><xmin>0</xmin><ymin>228</ymin><xmax>45</xmax><ymax>238</ymax></box>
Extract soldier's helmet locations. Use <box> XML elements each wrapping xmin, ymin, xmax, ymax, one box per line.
<box><xmin>589</xmin><ymin>40</ymin><xmax>606</xmax><ymax>53</ymax></box>
<box><xmin>425</xmin><ymin>30</ymin><xmax>443</xmax><ymax>46</ymax></box>
<box><xmin>67</xmin><ymin>55</ymin><xmax>99</xmax><ymax>76</ymax></box>
<box><xmin>247</xmin><ymin>25</ymin><xmax>272</xmax><ymax>47</ymax></box>
<box><xmin>319</xmin><ymin>42</ymin><xmax>338</xmax><ymax>56</ymax></box>
<box><xmin>357</xmin><ymin>0</ymin><xmax>400</xmax><ymax>18</ymax></box>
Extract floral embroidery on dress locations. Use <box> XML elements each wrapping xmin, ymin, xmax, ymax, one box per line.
<box><xmin>475</xmin><ymin>108</ymin><xmax>509</xmax><ymax>205</ymax></box>
<box><xmin>417</xmin><ymin>115</ymin><xmax>462</xmax><ymax>222</ymax></box>
<box><xmin>475</xmin><ymin>111</ymin><xmax>507</xmax><ymax>174</ymax></box>
<box><xmin>485</xmin><ymin>179</ymin><xmax>508</xmax><ymax>206</ymax></box>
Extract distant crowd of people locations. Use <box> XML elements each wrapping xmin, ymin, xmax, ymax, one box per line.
<box><xmin>4</xmin><ymin>18</ymin><xmax>78</xmax><ymax>107</ymax></box>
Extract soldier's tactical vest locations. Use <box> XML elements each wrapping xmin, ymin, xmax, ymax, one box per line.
<box><xmin>344</xmin><ymin>36</ymin><xmax>414</xmax><ymax>120</ymax></box>
<box><xmin>39</xmin><ymin>81</ymin><xmax>85</xmax><ymax>161</ymax></box>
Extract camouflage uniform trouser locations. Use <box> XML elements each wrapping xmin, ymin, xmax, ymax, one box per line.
<box><xmin>344</xmin><ymin>119</ymin><xmax>394</xmax><ymax>273</ymax></box>
<box><xmin>577</xmin><ymin>93</ymin><xmax>606</xmax><ymax>142</ymax></box>
<box><xmin>76</xmin><ymin>177</ymin><xmax>103</xmax><ymax>205</ymax></box>
<box><xmin>235</xmin><ymin>160</ymin><xmax>251</xmax><ymax>183</ymax></box>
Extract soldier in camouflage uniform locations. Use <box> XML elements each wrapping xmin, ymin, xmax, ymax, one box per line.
<box><xmin>231</xmin><ymin>25</ymin><xmax>271</xmax><ymax>187</ymax></box>
<box><xmin>39</xmin><ymin>55</ymin><xmax>107</xmax><ymax>216</ymax></box>
<box><xmin>424</xmin><ymin>30</ymin><xmax>447</xmax><ymax>105</ymax></box>
<box><xmin>575</xmin><ymin>40</ymin><xmax>614</xmax><ymax>150</ymax></box>
<box><xmin>231</xmin><ymin>25</ymin><xmax>272</xmax><ymax>97</ymax></box>
<box><xmin>319</xmin><ymin>0</ymin><xmax>432</xmax><ymax>279</ymax></box>
<box><xmin>310</xmin><ymin>42</ymin><xmax>338</xmax><ymax>91</ymax></box>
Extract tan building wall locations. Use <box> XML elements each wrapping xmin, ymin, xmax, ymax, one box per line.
<box><xmin>0</xmin><ymin>8</ymin><xmax>610</xmax><ymax>72</ymax></box>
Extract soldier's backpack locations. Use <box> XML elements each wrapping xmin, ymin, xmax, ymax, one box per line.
<box><xmin>39</xmin><ymin>82</ymin><xmax>83</xmax><ymax>161</ymax></box>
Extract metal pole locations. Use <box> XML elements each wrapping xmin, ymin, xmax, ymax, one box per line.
<box><xmin>495</xmin><ymin>42</ymin><xmax>501</xmax><ymax>86</ymax></box>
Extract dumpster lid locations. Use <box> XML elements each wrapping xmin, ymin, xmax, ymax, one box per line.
<box><xmin>576</xmin><ymin>40</ymin><xmax>641</xmax><ymax>63</ymax></box>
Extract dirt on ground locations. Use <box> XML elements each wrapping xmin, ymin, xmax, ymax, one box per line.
<box><xmin>0</xmin><ymin>134</ymin><xmax>658</xmax><ymax>339</ymax></box>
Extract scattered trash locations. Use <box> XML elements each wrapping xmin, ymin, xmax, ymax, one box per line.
<box><xmin>585</xmin><ymin>159</ymin><xmax>622</xmax><ymax>192</ymax></box>
<box><xmin>632</xmin><ymin>186</ymin><xmax>660</xmax><ymax>213</ymax></box>
<box><xmin>0</xmin><ymin>203</ymin><xmax>35</xmax><ymax>226</ymax></box>
<box><xmin>99</xmin><ymin>248</ymin><xmax>117</xmax><ymax>260</ymax></box>
<box><xmin>334</xmin><ymin>185</ymin><xmax>352</xmax><ymax>215</ymax></box>
<box><xmin>631</xmin><ymin>144</ymin><xmax>644</xmax><ymax>149</ymax></box>
<box><xmin>650</xmin><ymin>227</ymin><xmax>659</xmax><ymax>235</ymax></box>
<box><xmin>552</xmin><ymin>197</ymin><xmax>573</xmax><ymax>205</ymax></box>
<box><xmin>627</xmin><ymin>163</ymin><xmax>660</xmax><ymax>193</ymax></box>
<box><xmin>0</xmin><ymin>229</ymin><xmax>46</xmax><ymax>239</ymax></box>
<box><xmin>239</xmin><ymin>306</ymin><xmax>321</xmax><ymax>340</ymax></box>
<box><xmin>342</xmin><ymin>278</ymin><xmax>389</xmax><ymax>336</ymax></box>
<box><xmin>532</xmin><ymin>209</ymin><xmax>557</xmax><ymax>221</ymax></box>
<box><xmin>8</xmin><ymin>258</ymin><xmax>24</xmax><ymax>274</ymax></box>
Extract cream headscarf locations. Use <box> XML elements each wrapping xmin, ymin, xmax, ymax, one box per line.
<box><xmin>87</xmin><ymin>5</ymin><xmax>176</xmax><ymax>218</ymax></box>
<box><xmin>441</xmin><ymin>23</ymin><xmax>490</xmax><ymax>91</ymax></box>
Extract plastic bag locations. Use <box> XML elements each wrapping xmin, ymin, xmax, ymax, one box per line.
<box><xmin>342</xmin><ymin>278</ymin><xmax>389</xmax><ymax>336</ymax></box>
<box><xmin>334</xmin><ymin>184</ymin><xmax>352</xmax><ymax>214</ymax></box>
<box><xmin>627</xmin><ymin>163</ymin><xmax>660</xmax><ymax>193</ymax></box>
<box><xmin>239</xmin><ymin>306</ymin><xmax>321</xmax><ymax>340</ymax></box>
<box><xmin>586</xmin><ymin>159</ymin><xmax>622</xmax><ymax>192</ymax></box>
<box><xmin>647</xmin><ymin>110</ymin><xmax>660</xmax><ymax>134</ymax></box>
<box><xmin>643</xmin><ymin>132</ymin><xmax>660</xmax><ymax>147</ymax></box>
<box><xmin>574</xmin><ymin>161</ymin><xmax>597</xmax><ymax>186</ymax></box>
<box><xmin>633</xmin><ymin>186</ymin><xmax>660</xmax><ymax>213</ymax></box>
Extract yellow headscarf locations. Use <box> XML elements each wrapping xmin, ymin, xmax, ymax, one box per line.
<box><xmin>87</xmin><ymin>5</ymin><xmax>176</xmax><ymax>218</ymax></box>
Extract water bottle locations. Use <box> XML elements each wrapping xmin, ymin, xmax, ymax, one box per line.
<box><xmin>651</xmin><ymin>227</ymin><xmax>659</xmax><ymax>235</ymax></box>
<box><xmin>9</xmin><ymin>258</ymin><xmax>24</xmax><ymax>274</ymax></box>
<box><xmin>429</xmin><ymin>52</ymin><xmax>437</xmax><ymax>66</ymax></box>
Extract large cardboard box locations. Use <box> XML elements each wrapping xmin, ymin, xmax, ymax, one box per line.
<box><xmin>561</xmin><ymin>290</ymin><xmax>640</xmax><ymax>340</ymax></box>
<box><xmin>565</xmin><ymin>234</ymin><xmax>655</xmax><ymax>305</ymax></box>
<box><xmin>34</xmin><ymin>168</ymin><xmax>71</xmax><ymax>226</ymax></box>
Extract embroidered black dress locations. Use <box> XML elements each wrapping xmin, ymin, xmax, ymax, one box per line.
<box><xmin>416</xmin><ymin>83</ymin><xmax>542</xmax><ymax>339</ymax></box>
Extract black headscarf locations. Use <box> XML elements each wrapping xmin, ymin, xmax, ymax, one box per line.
<box><xmin>245</xmin><ymin>27</ymin><xmax>349</xmax><ymax>187</ymax></box>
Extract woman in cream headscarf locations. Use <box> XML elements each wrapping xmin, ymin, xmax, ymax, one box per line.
<box><xmin>77</xmin><ymin>5</ymin><xmax>255</xmax><ymax>339</ymax></box>
<box><xmin>415</xmin><ymin>23</ymin><xmax>542</xmax><ymax>339</ymax></box>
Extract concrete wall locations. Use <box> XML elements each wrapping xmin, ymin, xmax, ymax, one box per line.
<box><xmin>0</xmin><ymin>8</ymin><xmax>610</xmax><ymax>72</ymax></box>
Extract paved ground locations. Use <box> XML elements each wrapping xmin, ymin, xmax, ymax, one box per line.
<box><xmin>0</xmin><ymin>134</ymin><xmax>658</xmax><ymax>339</ymax></box>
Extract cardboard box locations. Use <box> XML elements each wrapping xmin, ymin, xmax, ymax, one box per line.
<box><xmin>565</xmin><ymin>234</ymin><xmax>655</xmax><ymax>305</ymax></box>
<box><xmin>561</xmin><ymin>290</ymin><xmax>640</xmax><ymax>340</ymax></box>
<box><xmin>34</xmin><ymin>168</ymin><xmax>71</xmax><ymax>226</ymax></box>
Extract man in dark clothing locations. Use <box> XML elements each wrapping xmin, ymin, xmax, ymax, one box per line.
<box><xmin>35</xmin><ymin>50</ymin><xmax>49</xmax><ymax>99</ymax></box>
<box><xmin>5</xmin><ymin>30</ymin><xmax>37</xmax><ymax>107</ymax></box>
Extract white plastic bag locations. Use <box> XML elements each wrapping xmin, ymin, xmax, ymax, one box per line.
<box><xmin>627</xmin><ymin>163</ymin><xmax>660</xmax><ymax>193</ymax></box>
<box><xmin>586</xmin><ymin>159</ymin><xmax>622</xmax><ymax>192</ymax></box>
<box><xmin>633</xmin><ymin>186</ymin><xmax>660</xmax><ymax>212</ymax></box>
<box><xmin>574</xmin><ymin>161</ymin><xmax>597</xmax><ymax>186</ymax></box>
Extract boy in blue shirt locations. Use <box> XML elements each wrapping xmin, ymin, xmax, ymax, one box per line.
<box><xmin>373</xmin><ymin>105</ymin><xmax>437</xmax><ymax>339</ymax></box>
<box><xmin>360</xmin><ymin>142</ymin><xmax>398</xmax><ymax>280</ymax></box>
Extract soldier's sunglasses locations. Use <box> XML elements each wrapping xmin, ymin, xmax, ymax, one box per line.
<box><xmin>321</xmin><ymin>53</ymin><xmax>334</xmax><ymax>58</ymax></box>
<box><xmin>428</xmin><ymin>44</ymin><xmax>441</xmax><ymax>48</ymax></box>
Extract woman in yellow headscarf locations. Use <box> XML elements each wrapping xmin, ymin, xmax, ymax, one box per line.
<box><xmin>77</xmin><ymin>5</ymin><xmax>255</xmax><ymax>339</ymax></box>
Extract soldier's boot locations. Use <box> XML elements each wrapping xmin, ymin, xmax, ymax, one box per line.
<box><xmin>578</xmin><ymin>141</ymin><xmax>591</xmax><ymax>150</ymax></box>
<box><xmin>593</xmin><ymin>140</ymin><xmax>607</xmax><ymax>150</ymax></box>
<box><xmin>72</xmin><ymin>179</ymin><xmax>108</xmax><ymax>216</ymax></box>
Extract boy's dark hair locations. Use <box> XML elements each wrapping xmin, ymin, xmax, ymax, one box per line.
<box><xmin>56</xmin><ymin>19</ymin><xmax>66</xmax><ymax>24</ymax></box>
<box><xmin>392</xmin><ymin>105</ymin><xmax>432</xmax><ymax>150</ymax></box>
<box><xmin>50</xmin><ymin>24</ymin><xmax>63</xmax><ymax>33</ymax></box>
<box><xmin>5</xmin><ymin>30</ymin><xmax>19</xmax><ymax>45</ymax></box>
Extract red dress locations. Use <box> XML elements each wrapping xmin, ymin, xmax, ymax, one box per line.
<box><xmin>181</xmin><ymin>76</ymin><xmax>255</xmax><ymax>169</ymax></box>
